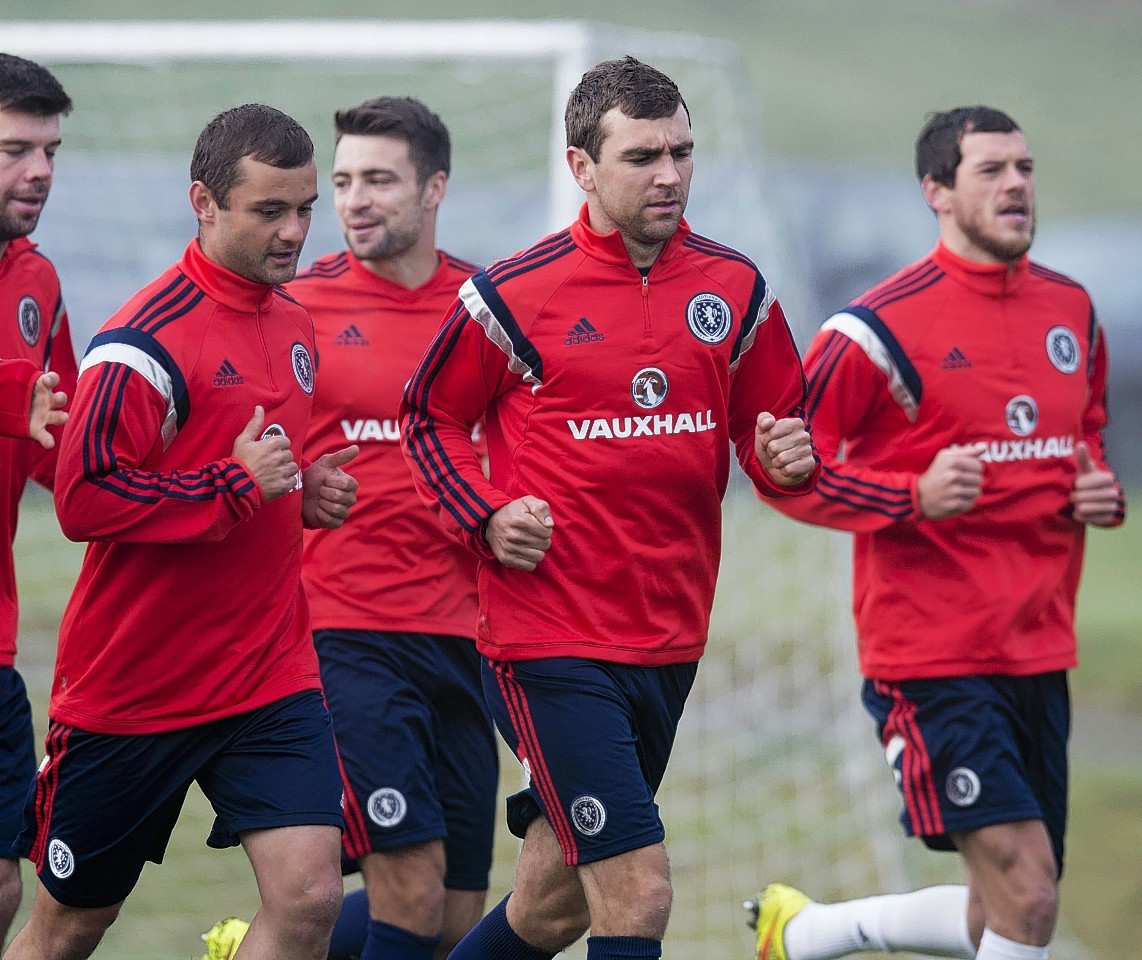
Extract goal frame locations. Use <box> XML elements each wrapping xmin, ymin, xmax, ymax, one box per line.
<box><xmin>4</xmin><ymin>18</ymin><xmax>739</xmax><ymax>236</ymax></box>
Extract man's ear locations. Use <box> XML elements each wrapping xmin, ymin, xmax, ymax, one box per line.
<box><xmin>566</xmin><ymin>146</ymin><xmax>595</xmax><ymax>193</ymax></box>
<box><xmin>422</xmin><ymin>170</ymin><xmax>448</xmax><ymax>212</ymax></box>
<box><xmin>189</xmin><ymin>180</ymin><xmax>217</xmax><ymax>224</ymax></box>
<box><xmin>921</xmin><ymin>174</ymin><xmax>952</xmax><ymax>216</ymax></box>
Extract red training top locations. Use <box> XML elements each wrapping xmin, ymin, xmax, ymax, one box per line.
<box><xmin>52</xmin><ymin>239</ymin><xmax>322</xmax><ymax>733</ymax></box>
<box><xmin>290</xmin><ymin>249</ymin><xmax>481</xmax><ymax>638</ymax></box>
<box><xmin>773</xmin><ymin>242</ymin><xmax>1126</xmax><ymax>679</ymax></box>
<box><xmin>401</xmin><ymin>206</ymin><xmax>818</xmax><ymax>666</ymax></box>
<box><xmin>0</xmin><ymin>236</ymin><xmax>77</xmax><ymax>666</ymax></box>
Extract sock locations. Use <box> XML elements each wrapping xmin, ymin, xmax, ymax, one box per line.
<box><xmin>783</xmin><ymin>884</ymin><xmax>975</xmax><ymax>960</ymax></box>
<box><xmin>360</xmin><ymin>919</ymin><xmax>441</xmax><ymax>960</ymax></box>
<box><xmin>448</xmin><ymin>895</ymin><xmax>556</xmax><ymax>960</ymax></box>
<box><xmin>975</xmin><ymin>929</ymin><xmax>1049</xmax><ymax>960</ymax></box>
<box><xmin>329</xmin><ymin>888</ymin><xmax>370</xmax><ymax>960</ymax></box>
<box><xmin>585</xmin><ymin>935</ymin><xmax>662</xmax><ymax>959</ymax></box>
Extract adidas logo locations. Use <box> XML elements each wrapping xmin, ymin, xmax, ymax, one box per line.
<box><xmin>213</xmin><ymin>359</ymin><xmax>245</xmax><ymax>387</ymax></box>
<box><xmin>565</xmin><ymin>317</ymin><xmax>604</xmax><ymax>346</ymax></box>
<box><xmin>940</xmin><ymin>346</ymin><xmax>973</xmax><ymax>370</ymax></box>
<box><xmin>334</xmin><ymin>324</ymin><xmax>370</xmax><ymax>347</ymax></box>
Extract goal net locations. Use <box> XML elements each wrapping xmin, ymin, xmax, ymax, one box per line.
<box><xmin>5</xmin><ymin>18</ymin><xmax>1055</xmax><ymax>960</ymax></box>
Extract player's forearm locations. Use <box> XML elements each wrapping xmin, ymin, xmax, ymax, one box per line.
<box><xmin>56</xmin><ymin>454</ymin><xmax>261</xmax><ymax>544</ymax></box>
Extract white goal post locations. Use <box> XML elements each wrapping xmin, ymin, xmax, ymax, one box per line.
<box><xmin>1</xmin><ymin>19</ymin><xmax>999</xmax><ymax>960</ymax></box>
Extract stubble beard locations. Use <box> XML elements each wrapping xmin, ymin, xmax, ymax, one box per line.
<box><xmin>347</xmin><ymin>219</ymin><xmax>421</xmax><ymax>264</ymax></box>
<box><xmin>234</xmin><ymin>248</ymin><xmax>301</xmax><ymax>286</ymax></box>
<box><xmin>0</xmin><ymin>205</ymin><xmax>40</xmax><ymax>244</ymax></box>
<box><xmin>962</xmin><ymin>209</ymin><xmax>1036</xmax><ymax>263</ymax></box>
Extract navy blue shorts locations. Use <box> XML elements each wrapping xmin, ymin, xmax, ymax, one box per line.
<box><xmin>483</xmin><ymin>657</ymin><xmax>698</xmax><ymax>867</ymax></box>
<box><xmin>862</xmin><ymin>672</ymin><xmax>1069</xmax><ymax>869</ymax></box>
<box><xmin>1</xmin><ymin>667</ymin><xmax>36</xmax><ymax>859</ymax></box>
<box><xmin>15</xmin><ymin>689</ymin><xmax>343</xmax><ymax>908</ymax></box>
<box><xmin>315</xmin><ymin>630</ymin><xmax>498</xmax><ymax>891</ymax></box>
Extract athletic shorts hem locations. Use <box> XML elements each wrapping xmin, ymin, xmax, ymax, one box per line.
<box><xmin>344</xmin><ymin>824</ymin><xmax>444</xmax><ymax>856</ymax></box>
<box><xmin>909</xmin><ymin>804</ymin><xmax>1044</xmax><ymax>843</ymax></box>
<box><xmin>34</xmin><ymin>876</ymin><xmax>128</xmax><ymax>910</ymax></box>
<box><xmin>209</xmin><ymin>813</ymin><xmax>344</xmax><ymax>849</ymax></box>
<box><xmin>443</xmin><ymin>874</ymin><xmax>491</xmax><ymax>892</ymax></box>
<box><xmin>567</xmin><ymin>827</ymin><xmax>666</xmax><ymax>867</ymax></box>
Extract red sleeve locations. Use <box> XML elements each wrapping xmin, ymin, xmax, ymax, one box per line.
<box><xmin>399</xmin><ymin>301</ymin><xmax>512</xmax><ymax>559</ymax></box>
<box><xmin>770</xmin><ymin>326</ymin><xmax>924</xmax><ymax>532</ymax></box>
<box><xmin>55</xmin><ymin>360</ymin><xmax>263</xmax><ymax>544</ymax></box>
<box><xmin>729</xmin><ymin>295</ymin><xmax>819</xmax><ymax>497</ymax></box>
<box><xmin>0</xmin><ymin>358</ymin><xmax>39</xmax><ymax>439</ymax></box>
<box><xmin>29</xmin><ymin>304</ymin><xmax>80</xmax><ymax>490</ymax></box>
<box><xmin>1082</xmin><ymin>322</ymin><xmax>1127</xmax><ymax>526</ymax></box>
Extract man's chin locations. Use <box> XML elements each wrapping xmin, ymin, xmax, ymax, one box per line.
<box><xmin>0</xmin><ymin>217</ymin><xmax>38</xmax><ymax>244</ymax></box>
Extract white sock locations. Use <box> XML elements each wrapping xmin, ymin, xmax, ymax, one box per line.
<box><xmin>975</xmin><ymin>928</ymin><xmax>1048</xmax><ymax>960</ymax></box>
<box><xmin>784</xmin><ymin>884</ymin><xmax>975</xmax><ymax>959</ymax></box>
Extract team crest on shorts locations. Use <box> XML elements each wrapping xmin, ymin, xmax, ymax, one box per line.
<box><xmin>48</xmin><ymin>838</ymin><xmax>75</xmax><ymax>878</ymax></box>
<box><xmin>1045</xmin><ymin>325</ymin><xmax>1080</xmax><ymax>374</ymax></box>
<box><xmin>291</xmin><ymin>342</ymin><xmax>314</xmax><ymax>395</ymax></box>
<box><xmin>1004</xmin><ymin>394</ymin><xmax>1038</xmax><ymax>437</ymax></box>
<box><xmin>367</xmin><ymin>787</ymin><xmax>407</xmax><ymax>828</ymax></box>
<box><xmin>570</xmin><ymin>795</ymin><xmax>606</xmax><ymax>836</ymax></box>
<box><xmin>686</xmin><ymin>293</ymin><xmax>732</xmax><ymax>345</ymax></box>
<box><xmin>17</xmin><ymin>295</ymin><xmax>41</xmax><ymax>346</ymax></box>
<box><xmin>631</xmin><ymin>367</ymin><xmax>669</xmax><ymax>409</ymax></box>
<box><xmin>945</xmin><ymin>767</ymin><xmax>981</xmax><ymax>807</ymax></box>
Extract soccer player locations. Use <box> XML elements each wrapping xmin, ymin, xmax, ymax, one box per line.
<box><xmin>3</xmin><ymin>103</ymin><xmax>359</xmax><ymax>960</ymax></box>
<box><xmin>400</xmin><ymin>56</ymin><xmax>818</xmax><ymax>960</ymax></box>
<box><xmin>0</xmin><ymin>52</ymin><xmax>77</xmax><ymax>947</ymax></box>
<box><xmin>747</xmin><ymin>106</ymin><xmax>1126</xmax><ymax>960</ymax></box>
<box><xmin>293</xmin><ymin>96</ymin><xmax>498</xmax><ymax>960</ymax></box>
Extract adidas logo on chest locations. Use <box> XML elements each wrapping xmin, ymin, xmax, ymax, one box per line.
<box><xmin>214</xmin><ymin>359</ymin><xmax>245</xmax><ymax>386</ymax></box>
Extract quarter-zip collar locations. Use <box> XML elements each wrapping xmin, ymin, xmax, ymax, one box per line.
<box><xmin>178</xmin><ymin>239</ymin><xmax>277</xmax><ymax>313</ymax></box>
<box><xmin>932</xmin><ymin>239</ymin><xmax>1029</xmax><ymax>298</ymax></box>
<box><xmin>569</xmin><ymin>203</ymin><xmax>691</xmax><ymax>270</ymax></box>
<box><xmin>0</xmin><ymin>236</ymin><xmax>35</xmax><ymax>280</ymax></box>
<box><xmin>345</xmin><ymin>248</ymin><xmax>449</xmax><ymax>304</ymax></box>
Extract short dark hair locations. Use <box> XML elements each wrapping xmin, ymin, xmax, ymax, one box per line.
<box><xmin>190</xmin><ymin>103</ymin><xmax>314</xmax><ymax>209</ymax></box>
<box><xmin>0</xmin><ymin>53</ymin><xmax>73</xmax><ymax>116</ymax></box>
<box><xmin>565</xmin><ymin>55</ymin><xmax>689</xmax><ymax>162</ymax></box>
<box><xmin>334</xmin><ymin>96</ymin><xmax>450</xmax><ymax>183</ymax></box>
<box><xmin>915</xmin><ymin>105</ymin><xmax>1021</xmax><ymax>187</ymax></box>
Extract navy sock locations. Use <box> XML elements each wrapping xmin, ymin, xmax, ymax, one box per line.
<box><xmin>448</xmin><ymin>895</ymin><xmax>556</xmax><ymax>960</ymax></box>
<box><xmin>360</xmin><ymin>918</ymin><xmax>441</xmax><ymax>960</ymax></box>
<box><xmin>329</xmin><ymin>888</ymin><xmax>370</xmax><ymax>960</ymax></box>
<box><xmin>585</xmin><ymin>936</ymin><xmax>662</xmax><ymax>959</ymax></box>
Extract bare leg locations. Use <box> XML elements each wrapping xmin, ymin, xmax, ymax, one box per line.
<box><xmin>956</xmin><ymin>819</ymin><xmax>1058</xmax><ymax>947</ymax></box>
<box><xmin>504</xmin><ymin>818</ymin><xmax>590</xmax><ymax>954</ymax></box>
<box><xmin>0</xmin><ymin>859</ymin><xmax>20</xmax><ymax>946</ymax></box>
<box><xmin>2</xmin><ymin>882</ymin><xmax>121</xmax><ymax>960</ymax></box>
<box><xmin>237</xmin><ymin>825</ymin><xmax>343</xmax><ymax>960</ymax></box>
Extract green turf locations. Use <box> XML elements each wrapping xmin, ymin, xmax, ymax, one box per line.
<box><xmin>1074</xmin><ymin>519</ymin><xmax>1142</xmax><ymax>711</ymax></box>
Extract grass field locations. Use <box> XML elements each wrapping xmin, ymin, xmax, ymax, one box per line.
<box><xmin>8</xmin><ymin>490</ymin><xmax>1141</xmax><ymax>958</ymax></box>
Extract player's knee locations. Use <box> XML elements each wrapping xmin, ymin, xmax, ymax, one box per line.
<box><xmin>271</xmin><ymin>868</ymin><xmax>344</xmax><ymax>943</ymax></box>
<box><xmin>1013</xmin><ymin>879</ymin><xmax>1058</xmax><ymax>943</ymax></box>
<box><xmin>623</xmin><ymin>871</ymin><xmax>673</xmax><ymax>935</ymax></box>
